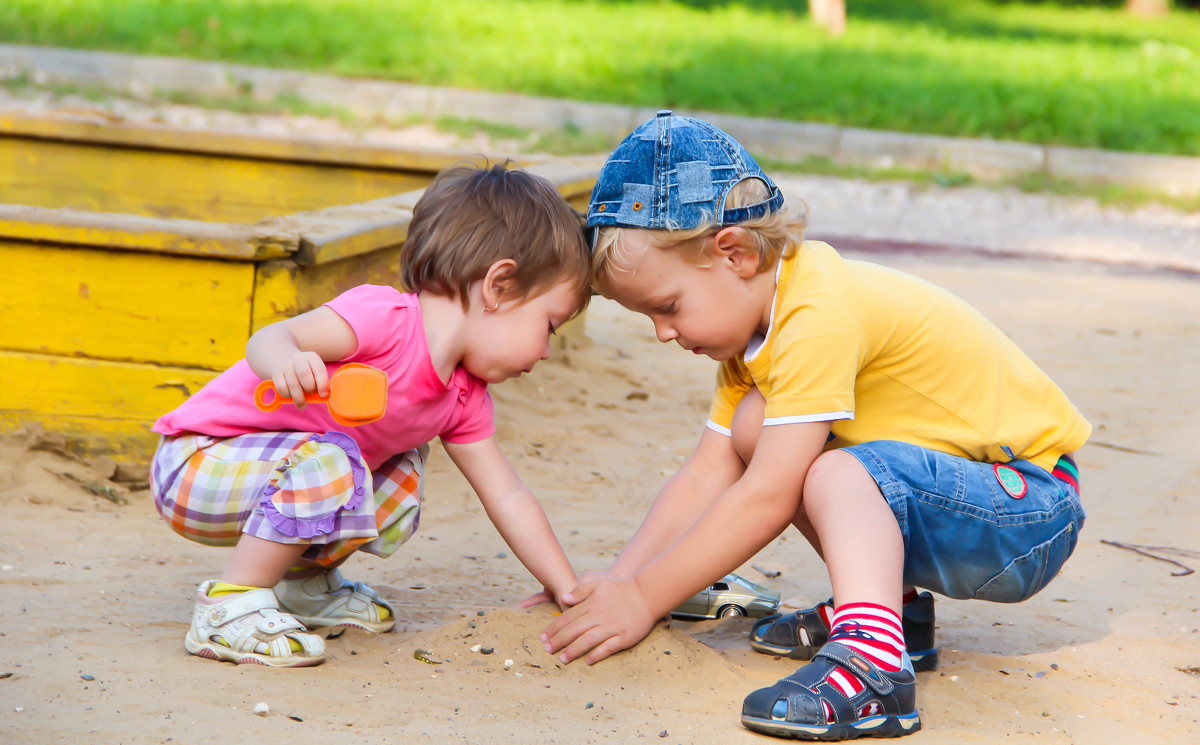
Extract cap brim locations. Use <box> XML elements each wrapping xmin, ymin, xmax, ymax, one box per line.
<box><xmin>583</xmin><ymin>225</ymin><xmax>600</xmax><ymax>254</ymax></box>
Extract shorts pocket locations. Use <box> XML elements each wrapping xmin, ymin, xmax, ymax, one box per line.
<box><xmin>973</xmin><ymin>520</ymin><xmax>1079</xmax><ymax>603</ymax></box>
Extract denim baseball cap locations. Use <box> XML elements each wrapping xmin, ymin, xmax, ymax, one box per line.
<box><xmin>585</xmin><ymin>110</ymin><xmax>784</xmax><ymax>246</ymax></box>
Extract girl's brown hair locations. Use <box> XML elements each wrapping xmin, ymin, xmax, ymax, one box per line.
<box><xmin>401</xmin><ymin>162</ymin><xmax>591</xmax><ymax>312</ymax></box>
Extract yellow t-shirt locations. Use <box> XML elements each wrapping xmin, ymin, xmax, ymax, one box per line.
<box><xmin>708</xmin><ymin>241</ymin><xmax>1091</xmax><ymax>472</ymax></box>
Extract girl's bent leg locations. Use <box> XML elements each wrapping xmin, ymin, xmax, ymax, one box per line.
<box><xmin>222</xmin><ymin>534</ymin><xmax>309</xmax><ymax>588</ymax></box>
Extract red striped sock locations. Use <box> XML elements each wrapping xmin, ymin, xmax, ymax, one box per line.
<box><xmin>816</xmin><ymin>603</ymin><xmax>905</xmax><ymax>720</ymax></box>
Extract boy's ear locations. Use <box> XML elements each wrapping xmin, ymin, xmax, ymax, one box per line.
<box><xmin>481</xmin><ymin>258</ymin><xmax>519</xmax><ymax>309</ymax></box>
<box><xmin>712</xmin><ymin>226</ymin><xmax>760</xmax><ymax>279</ymax></box>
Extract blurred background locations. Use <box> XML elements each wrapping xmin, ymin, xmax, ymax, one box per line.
<box><xmin>3</xmin><ymin>0</ymin><xmax>1198</xmax><ymax>157</ymax></box>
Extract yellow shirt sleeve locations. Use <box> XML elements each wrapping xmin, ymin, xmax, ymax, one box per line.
<box><xmin>762</xmin><ymin>300</ymin><xmax>863</xmax><ymax>423</ymax></box>
<box><xmin>707</xmin><ymin>357</ymin><xmax>754</xmax><ymax>433</ymax></box>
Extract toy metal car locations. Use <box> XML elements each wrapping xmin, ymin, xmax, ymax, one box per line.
<box><xmin>671</xmin><ymin>573</ymin><xmax>781</xmax><ymax>620</ymax></box>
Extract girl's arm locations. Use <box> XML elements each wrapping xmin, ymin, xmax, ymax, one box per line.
<box><xmin>607</xmin><ymin>427</ymin><xmax>746</xmax><ymax>579</ymax></box>
<box><xmin>442</xmin><ymin>437</ymin><xmax>577</xmax><ymax>604</ymax></box>
<box><xmin>245</xmin><ymin>307</ymin><xmax>358</xmax><ymax>406</ymax></box>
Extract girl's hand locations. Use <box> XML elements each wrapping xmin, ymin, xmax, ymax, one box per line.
<box><xmin>518</xmin><ymin>586</ymin><xmax>557</xmax><ymax>609</ymax></box>
<box><xmin>271</xmin><ymin>351</ymin><xmax>330</xmax><ymax>409</ymax></box>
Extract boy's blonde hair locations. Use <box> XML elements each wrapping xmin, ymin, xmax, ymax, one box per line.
<box><xmin>401</xmin><ymin>162</ymin><xmax>591</xmax><ymax>313</ymax></box>
<box><xmin>591</xmin><ymin>178</ymin><xmax>808</xmax><ymax>296</ymax></box>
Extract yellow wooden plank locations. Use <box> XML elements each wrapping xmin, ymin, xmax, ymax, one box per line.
<box><xmin>0</xmin><ymin>111</ymin><xmax>519</xmax><ymax>172</ymax></box>
<box><xmin>251</xmin><ymin>251</ymin><xmax>402</xmax><ymax>332</ymax></box>
<box><xmin>0</xmin><ymin>136</ymin><xmax>434</xmax><ymax>224</ymax></box>
<box><xmin>2</xmin><ymin>241</ymin><xmax>255</xmax><ymax>369</ymax></box>
<box><xmin>0</xmin><ymin>204</ymin><xmax>290</xmax><ymax>258</ymax></box>
<box><xmin>0</xmin><ymin>351</ymin><xmax>219</xmax><ymax>460</ymax></box>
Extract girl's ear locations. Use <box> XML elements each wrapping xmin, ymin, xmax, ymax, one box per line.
<box><xmin>481</xmin><ymin>258</ymin><xmax>519</xmax><ymax>310</ymax></box>
<box><xmin>712</xmin><ymin>226</ymin><xmax>761</xmax><ymax>279</ymax></box>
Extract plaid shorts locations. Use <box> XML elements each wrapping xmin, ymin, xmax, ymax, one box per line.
<box><xmin>150</xmin><ymin>431</ymin><xmax>426</xmax><ymax>570</ymax></box>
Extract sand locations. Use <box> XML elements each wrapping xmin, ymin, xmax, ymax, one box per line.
<box><xmin>1</xmin><ymin>245</ymin><xmax>1198</xmax><ymax>744</ymax></box>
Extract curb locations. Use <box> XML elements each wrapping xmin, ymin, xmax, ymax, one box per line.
<box><xmin>3</xmin><ymin>44</ymin><xmax>1199</xmax><ymax>196</ymax></box>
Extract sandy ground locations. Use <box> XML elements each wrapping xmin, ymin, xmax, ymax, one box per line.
<box><xmin>1</xmin><ymin>248</ymin><xmax>1198</xmax><ymax>744</ymax></box>
<box><xmin>2</xmin><ymin>89</ymin><xmax>1199</xmax><ymax>743</ymax></box>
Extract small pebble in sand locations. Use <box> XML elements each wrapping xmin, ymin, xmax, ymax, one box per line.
<box><xmin>470</xmin><ymin>644</ymin><xmax>482</xmax><ymax>653</ymax></box>
<box><xmin>253</xmin><ymin>702</ymin><xmax>269</xmax><ymax>716</ymax></box>
<box><xmin>480</xmin><ymin>647</ymin><xmax>494</xmax><ymax>655</ymax></box>
<box><xmin>504</xmin><ymin>659</ymin><xmax>514</xmax><ymax>670</ymax></box>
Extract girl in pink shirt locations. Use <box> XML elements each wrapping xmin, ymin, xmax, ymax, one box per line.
<box><xmin>150</xmin><ymin>164</ymin><xmax>590</xmax><ymax>667</ymax></box>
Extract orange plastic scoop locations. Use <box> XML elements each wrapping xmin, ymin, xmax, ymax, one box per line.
<box><xmin>253</xmin><ymin>363</ymin><xmax>388</xmax><ymax>427</ymax></box>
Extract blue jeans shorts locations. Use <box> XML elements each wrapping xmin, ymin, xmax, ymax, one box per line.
<box><xmin>844</xmin><ymin>441</ymin><xmax>1085</xmax><ymax>603</ymax></box>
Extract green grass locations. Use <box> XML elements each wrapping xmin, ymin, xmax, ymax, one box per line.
<box><xmin>2</xmin><ymin>1</ymin><xmax>1199</xmax><ymax>156</ymax></box>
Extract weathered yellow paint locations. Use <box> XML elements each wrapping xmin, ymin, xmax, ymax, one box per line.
<box><xmin>1</xmin><ymin>136</ymin><xmax>433</xmax><ymax>224</ymax></box>
<box><xmin>1</xmin><ymin>114</ymin><xmax>599</xmax><ymax>461</ymax></box>
<box><xmin>0</xmin><ymin>112</ymin><xmax>508</xmax><ymax>173</ymax></box>
<box><xmin>251</xmin><ymin>248</ymin><xmax>404</xmax><ymax>332</ymax></box>
<box><xmin>0</xmin><ymin>351</ymin><xmax>219</xmax><ymax>459</ymax></box>
<box><xmin>3</xmin><ymin>240</ymin><xmax>254</xmax><ymax>369</ymax></box>
<box><xmin>0</xmin><ymin>204</ymin><xmax>294</xmax><ymax>258</ymax></box>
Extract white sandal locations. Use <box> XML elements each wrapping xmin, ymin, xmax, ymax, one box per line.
<box><xmin>275</xmin><ymin>569</ymin><xmax>396</xmax><ymax>634</ymax></box>
<box><xmin>185</xmin><ymin>580</ymin><xmax>326</xmax><ymax>667</ymax></box>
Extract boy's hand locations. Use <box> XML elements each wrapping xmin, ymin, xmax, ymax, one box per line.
<box><xmin>540</xmin><ymin>578</ymin><xmax>659</xmax><ymax>665</ymax></box>
<box><xmin>271</xmin><ymin>351</ymin><xmax>329</xmax><ymax>409</ymax></box>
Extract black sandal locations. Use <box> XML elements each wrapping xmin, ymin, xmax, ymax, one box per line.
<box><xmin>748</xmin><ymin>593</ymin><xmax>940</xmax><ymax>672</ymax></box>
<box><xmin>741</xmin><ymin>642</ymin><xmax>921</xmax><ymax>740</ymax></box>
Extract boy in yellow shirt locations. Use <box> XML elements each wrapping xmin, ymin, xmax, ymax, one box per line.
<box><xmin>542</xmin><ymin>111</ymin><xmax>1089</xmax><ymax>740</ymax></box>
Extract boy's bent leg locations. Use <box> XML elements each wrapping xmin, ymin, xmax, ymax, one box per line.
<box><xmin>803</xmin><ymin>450</ymin><xmax>904</xmax><ymax>613</ymax></box>
<box><xmin>842</xmin><ymin>441</ymin><xmax>1085</xmax><ymax>603</ymax></box>
<box><xmin>742</xmin><ymin>450</ymin><xmax>920</xmax><ymax>740</ymax></box>
<box><xmin>730</xmin><ymin>390</ymin><xmax>825</xmax><ymax>557</ymax></box>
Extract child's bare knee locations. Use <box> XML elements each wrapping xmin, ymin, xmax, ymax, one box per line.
<box><xmin>803</xmin><ymin>449</ymin><xmax>864</xmax><ymax>505</ymax></box>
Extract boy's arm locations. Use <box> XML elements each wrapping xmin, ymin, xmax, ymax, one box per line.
<box><xmin>607</xmin><ymin>427</ymin><xmax>746</xmax><ymax>579</ymax></box>
<box><xmin>543</xmin><ymin>420</ymin><xmax>829</xmax><ymax>664</ymax></box>
<box><xmin>443</xmin><ymin>436</ymin><xmax>578</xmax><ymax>604</ymax></box>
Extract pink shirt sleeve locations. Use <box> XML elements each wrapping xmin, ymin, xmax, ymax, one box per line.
<box><xmin>324</xmin><ymin>285</ymin><xmax>410</xmax><ymax>364</ymax></box>
<box><xmin>441</xmin><ymin>377</ymin><xmax>495</xmax><ymax>444</ymax></box>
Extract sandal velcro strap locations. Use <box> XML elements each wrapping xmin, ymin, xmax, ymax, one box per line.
<box><xmin>275</xmin><ymin>569</ymin><xmax>396</xmax><ymax>633</ymax></box>
<box><xmin>741</xmin><ymin>641</ymin><xmax>921</xmax><ymax>739</ymax></box>
<box><xmin>254</xmin><ymin>608</ymin><xmax>307</xmax><ymax>635</ymax></box>
<box><xmin>813</xmin><ymin>643</ymin><xmax>896</xmax><ymax>696</ymax></box>
<box><xmin>204</xmin><ymin>587</ymin><xmax>282</xmax><ymax>627</ymax></box>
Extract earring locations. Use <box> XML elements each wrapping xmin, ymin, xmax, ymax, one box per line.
<box><xmin>484</xmin><ymin>302</ymin><xmax>499</xmax><ymax>312</ymax></box>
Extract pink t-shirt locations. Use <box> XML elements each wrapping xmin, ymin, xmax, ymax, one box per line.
<box><xmin>153</xmin><ymin>285</ymin><xmax>494</xmax><ymax>469</ymax></box>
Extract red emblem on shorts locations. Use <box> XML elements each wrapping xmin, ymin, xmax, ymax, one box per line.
<box><xmin>994</xmin><ymin>464</ymin><xmax>1027</xmax><ymax>499</ymax></box>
